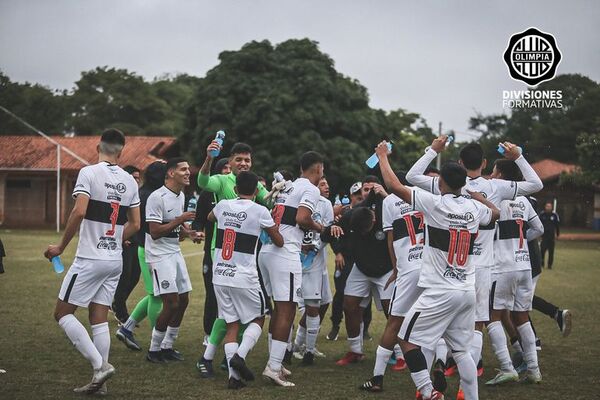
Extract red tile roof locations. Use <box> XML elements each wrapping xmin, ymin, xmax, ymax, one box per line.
<box><xmin>531</xmin><ymin>159</ymin><xmax>578</xmax><ymax>182</ymax></box>
<box><xmin>0</xmin><ymin>135</ymin><xmax>176</xmax><ymax>172</ymax></box>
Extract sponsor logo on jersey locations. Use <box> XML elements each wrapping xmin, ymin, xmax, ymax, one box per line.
<box><xmin>223</xmin><ymin>211</ymin><xmax>248</xmax><ymax>221</ymax></box>
<box><xmin>447</xmin><ymin>212</ymin><xmax>474</xmax><ymax>223</ymax></box>
<box><xmin>96</xmin><ymin>237</ymin><xmax>118</xmax><ymax>250</ymax></box>
<box><xmin>443</xmin><ymin>265</ymin><xmax>467</xmax><ymax>281</ymax></box>
<box><xmin>104</xmin><ymin>182</ymin><xmax>127</xmax><ymax>193</ymax></box>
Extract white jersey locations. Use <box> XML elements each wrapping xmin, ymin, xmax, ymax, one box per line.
<box><xmin>494</xmin><ymin>196</ymin><xmax>542</xmax><ymax>273</ymax></box>
<box><xmin>144</xmin><ymin>185</ymin><xmax>185</xmax><ymax>262</ymax></box>
<box><xmin>72</xmin><ymin>161</ymin><xmax>140</xmax><ymax>260</ymax></box>
<box><xmin>302</xmin><ymin>196</ymin><xmax>334</xmax><ymax>273</ymax></box>
<box><xmin>382</xmin><ymin>193</ymin><xmax>424</xmax><ymax>275</ymax></box>
<box><xmin>261</xmin><ymin>177</ymin><xmax>320</xmax><ymax>259</ymax></box>
<box><xmin>212</xmin><ymin>198</ymin><xmax>275</xmax><ymax>288</ymax></box>
<box><xmin>412</xmin><ymin>190</ymin><xmax>493</xmax><ymax>291</ymax></box>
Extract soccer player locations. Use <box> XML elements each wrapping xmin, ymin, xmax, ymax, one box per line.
<box><xmin>539</xmin><ymin>201</ymin><xmax>560</xmax><ymax>269</ymax></box>
<box><xmin>210</xmin><ymin>171</ymin><xmax>284</xmax><ymax>389</ymax></box>
<box><xmin>145</xmin><ymin>158</ymin><xmax>201</xmax><ymax>363</ymax></box>
<box><xmin>196</xmin><ymin>141</ymin><xmax>270</xmax><ymax>376</ymax></box>
<box><xmin>258</xmin><ymin>151</ymin><xmax>326</xmax><ymax>387</ymax></box>
<box><xmin>360</xmin><ymin>172</ymin><xmax>429</xmax><ymax>392</ymax></box>
<box><xmin>406</xmin><ymin>137</ymin><xmax>542</xmax><ymax>375</ymax></box>
<box><xmin>293</xmin><ymin>175</ymin><xmax>335</xmax><ymax>365</ymax></box>
<box><xmin>376</xmin><ymin>140</ymin><xmax>500</xmax><ymax>400</ymax></box>
<box><xmin>485</xmin><ymin>159</ymin><xmax>545</xmax><ymax>385</ymax></box>
<box><xmin>45</xmin><ymin>129</ymin><xmax>141</xmax><ymax>394</ymax></box>
<box><xmin>115</xmin><ymin>161</ymin><xmax>167</xmax><ymax>351</ymax></box>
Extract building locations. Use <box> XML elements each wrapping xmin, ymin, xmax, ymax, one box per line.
<box><xmin>0</xmin><ymin>135</ymin><xmax>178</xmax><ymax>229</ymax></box>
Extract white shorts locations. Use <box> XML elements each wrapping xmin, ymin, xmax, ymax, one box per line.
<box><xmin>532</xmin><ymin>274</ymin><xmax>540</xmax><ymax>293</ymax></box>
<box><xmin>258</xmin><ymin>251</ymin><xmax>302</xmax><ymax>303</ymax></box>
<box><xmin>321</xmin><ymin>268</ymin><xmax>333</xmax><ymax>305</ymax></box>
<box><xmin>399</xmin><ymin>288</ymin><xmax>476</xmax><ymax>352</ymax></box>
<box><xmin>491</xmin><ymin>270</ymin><xmax>533</xmax><ymax>312</ymax></box>
<box><xmin>214</xmin><ymin>284</ymin><xmax>266</xmax><ymax>324</ymax></box>
<box><xmin>389</xmin><ymin>269</ymin><xmax>424</xmax><ymax>317</ymax></box>
<box><xmin>58</xmin><ymin>257</ymin><xmax>122</xmax><ymax>308</ymax></box>
<box><xmin>150</xmin><ymin>252</ymin><xmax>192</xmax><ymax>295</ymax></box>
<box><xmin>302</xmin><ymin>268</ymin><xmax>324</xmax><ymax>301</ymax></box>
<box><xmin>345</xmin><ymin>265</ymin><xmax>394</xmax><ymax>307</ymax></box>
<box><xmin>475</xmin><ymin>266</ymin><xmax>491</xmax><ymax>322</ymax></box>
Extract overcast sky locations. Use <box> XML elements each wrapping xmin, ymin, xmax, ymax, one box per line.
<box><xmin>1</xmin><ymin>0</ymin><xmax>599</xmax><ymax>140</ymax></box>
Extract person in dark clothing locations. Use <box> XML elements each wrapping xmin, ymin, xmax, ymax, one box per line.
<box><xmin>539</xmin><ymin>201</ymin><xmax>560</xmax><ymax>269</ymax></box>
<box><xmin>0</xmin><ymin>238</ymin><xmax>5</xmax><ymax>273</ymax></box>
<box><xmin>112</xmin><ymin>165</ymin><xmax>142</xmax><ymax>323</ymax></box>
<box><xmin>192</xmin><ymin>158</ymin><xmax>231</xmax><ymax>338</ymax></box>
<box><xmin>323</xmin><ymin>176</ymin><xmax>394</xmax><ymax>365</ymax></box>
<box><xmin>327</xmin><ymin>180</ymin><xmax>373</xmax><ymax>341</ymax></box>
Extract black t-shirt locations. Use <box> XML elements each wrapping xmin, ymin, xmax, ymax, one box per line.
<box><xmin>539</xmin><ymin>211</ymin><xmax>560</xmax><ymax>240</ymax></box>
<box><xmin>192</xmin><ymin>190</ymin><xmax>216</xmax><ymax>263</ymax></box>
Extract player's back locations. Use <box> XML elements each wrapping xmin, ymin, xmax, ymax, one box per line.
<box><xmin>73</xmin><ymin>161</ymin><xmax>140</xmax><ymax>260</ymax></box>
<box><xmin>494</xmin><ymin>196</ymin><xmax>537</xmax><ymax>272</ymax></box>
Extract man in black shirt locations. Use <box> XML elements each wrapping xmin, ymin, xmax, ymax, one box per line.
<box><xmin>539</xmin><ymin>201</ymin><xmax>560</xmax><ymax>269</ymax></box>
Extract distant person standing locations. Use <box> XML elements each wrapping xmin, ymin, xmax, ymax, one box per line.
<box><xmin>539</xmin><ymin>202</ymin><xmax>560</xmax><ymax>269</ymax></box>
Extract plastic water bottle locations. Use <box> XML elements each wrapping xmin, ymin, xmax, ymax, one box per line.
<box><xmin>209</xmin><ymin>130</ymin><xmax>226</xmax><ymax>158</ymax></box>
<box><xmin>341</xmin><ymin>196</ymin><xmax>350</xmax><ymax>205</ymax></box>
<box><xmin>365</xmin><ymin>142</ymin><xmax>392</xmax><ymax>168</ymax></box>
<box><xmin>334</xmin><ymin>195</ymin><xmax>341</xmax><ymax>206</ymax></box>
<box><xmin>51</xmin><ymin>256</ymin><xmax>64</xmax><ymax>274</ymax></box>
<box><xmin>497</xmin><ymin>144</ymin><xmax>523</xmax><ymax>156</ymax></box>
<box><xmin>301</xmin><ymin>249</ymin><xmax>318</xmax><ymax>269</ymax></box>
<box><xmin>260</xmin><ymin>230</ymin><xmax>272</xmax><ymax>245</ymax></box>
<box><xmin>187</xmin><ymin>196</ymin><xmax>197</xmax><ymax>223</ymax></box>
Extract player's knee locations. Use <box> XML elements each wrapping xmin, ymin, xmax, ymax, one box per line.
<box><xmin>178</xmin><ymin>295</ymin><xmax>189</xmax><ymax>310</ymax></box>
<box><xmin>164</xmin><ymin>298</ymin><xmax>179</xmax><ymax>313</ymax></box>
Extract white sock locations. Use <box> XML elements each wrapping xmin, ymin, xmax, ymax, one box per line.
<box><xmin>91</xmin><ymin>322</ymin><xmax>110</xmax><ymax>363</ymax></box>
<box><xmin>150</xmin><ymin>328</ymin><xmax>166</xmax><ymax>352</ymax></box>
<box><xmin>469</xmin><ymin>330</ymin><xmax>483</xmax><ymax>367</ymax></box>
<box><xmin>435</xmin><ymin>339</ymin><xmax>447</xmax><ymax>364</ymax></box>
<box><xmin>224</xmin><ymin>342</ymin><xmax>240</xmax><ymax>379</ymax></box>
<box><xmin>359</xmin><ymin>321</ymin><xmax>365</xmax><ymax>349</ymax></box>
<box><xmin>58</xmin><ymin>315</ymin><xmax>103</xmax><ymax>370</ymax></box>
<box><xmin>517</xmin><ymin>322</ymin><xmax>539</xmax><ymax>372</ymax></box>
<box><xmin>454</xmin><ymin>350</ymin><xmax>478</xmax><ymax>400</ymax></box>
<box><xmin>238</xmin><ymin>322</ymin><xmax>262</xmax><ymax>359</ymax></box>
<box><xmin>286</xmin><ymin>326</ymin><xmax>294</xmax><ymax>351</ymax></box>
<box><xmin>487</xmin><ymin>321</ymin><xmax>514</xmax><ymax>372</ymax></box>
<box><xmin>511</xmin><ymin>338</ymin><xmax>523</xmax><ymax>354</ymax></box>
<box><xmin>122</xmin><ymin>317</ymin><xmax>137</xmax><ymax>332</ymax></box>
<box><xmin>373</xmin><ymin>346</ymin><xmax>393</xmax><ymax>376</ymax></box>
<box><xmin>268</xmin><ymin>332</ymin><xmax>273</xmax><ymax>353</ymax></box>
<box><xmin>204</xmin><ymin>342</ymin><xmax>217</xmax><ymax>361</ymax></box>
<box><xmin>294</xmin><ymin>325</ymin><xmax>306</xmax><ymax>348</ymax></box>
<box><xmin>268</xmin><ymin>340</ymin><xmax>287</xmax><ymax>372</ymax></box>
<box><xmin>394</xmin><ymin>344</ymin><xmax>404</xmax><ymax>360</ymax></box>
<box><xmin>348</xmin><ymin>335</ymin><xmax>362</xmax><ymax>354</ymax></box>
<box><xmin>160</xmin><ymin>326</ymin><xmax>180</xmax><ymax>350</ymax></box>
<box><xmin>305</xmin><ymin>316</ymin><xmax>320</xmax><ymax>352</ymax></box>
<box><xmin>422</xmin><ymin>346</ymin><xmax>435</xmax><ymax>372</ymax></box>
<box><xmin>410</xmin><ymin>369</ymin><xmax>433</xmax><ymax>398</ymax></box>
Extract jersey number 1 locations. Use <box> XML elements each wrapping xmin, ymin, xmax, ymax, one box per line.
<box><xmin>222</xmin><ymin>228</ymin><xmax>237</xmax><ymax>260</ymax></box>
<box><xmin>447</xmin><ymin>228</ymin><xmax>471</xmax><ymax>267</ymax></box>
<box><xmin>105</xmin><ymin>202</ymin><xmax>120</xmax><ymax>236</ymax></box>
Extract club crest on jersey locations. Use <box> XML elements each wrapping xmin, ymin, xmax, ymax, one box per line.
<box><xmin>375</xmin><ymin>230</ymin><xmax>386</xmax><ymax>240</ymax></box>
<box><xmin>161</xmin><ymin>280</ymin><xmax>170</xmax><ymax>289</ymax></box>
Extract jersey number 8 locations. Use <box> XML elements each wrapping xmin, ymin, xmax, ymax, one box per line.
<box><xmin>222</xmin><ymin>228</ymin><xmax>237</xmax><ymax>261</ymax></box>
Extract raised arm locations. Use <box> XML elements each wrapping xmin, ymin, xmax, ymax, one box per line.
<box><xmin>526</xmin><ymin>215</ymin><xmax>544</xmax><ymax>241</ymax></box>
<box><xmin>501</xmin><ymin>142</ymin><xmax>543</xmax><ymax>195</ymax></box>
<box><xmin>197</xmin><ymin>140</ymin><xmax>224</xmax><ymax>192</ymax></box>
<box><xmin>406</xmin><ymin>136</ymin><xmax>446</xmax><ymax>194</ymax></box>
<box><xmin>375</xmin><ymin>141</ymin><xmax>412</xmax><ymax>204</ymax></box>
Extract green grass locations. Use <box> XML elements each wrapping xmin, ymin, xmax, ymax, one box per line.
<box><xmin>0</xmin><ymin>229</ymin><xmax>598</xmax><ymax>399</ymax></box>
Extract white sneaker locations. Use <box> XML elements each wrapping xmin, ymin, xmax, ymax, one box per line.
<box><xmin>262</xmin><ymin>365</ymin><xmax>295</xmax><ymax>387</ymax></box>
<box><xmin>88</xmin><ymin>362</ymin><xmax>115</xmax><ymax>393</ymax></box>
<box><xmin>74</xmin><ymin>382</ymin><xmax>107</xmax><ymax>395</ymax></box>
<box><xmin>485</xmin><ymin>369</ymin><xmax>519</xmax><ymax>385</ymax></box>
<box><xmin>314</xmin><ymin>348</ymin><xmax>326</xmax><ymax>358</ymax></box>
<box><xmin>281</xmin><ymin>365</ymin><xmax>292</xmax><ymax>377</ymax></box>
<box><xmin>293</xmin><ymin>344</ymin><xmax>306</xmax><ymax>360</ymax></box>
<box><xmin>202</xmin><ymin>335</ymin><xmax>209</xmax><ymax>346</ymax></box>
<box><xmin>522</xmin><ymin>369</ymin><xmax>542</xmax><ymax>384</ymax></box>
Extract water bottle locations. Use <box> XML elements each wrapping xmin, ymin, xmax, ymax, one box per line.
<box><xmin>301</xmin><ymin>249</ymin><xmax>318</xmax><ymax>269</ymax></box>
<box><xmin>260</xmin><ymin>230</ymin><xmax>272</xmax><ymax>245</ymax></box>
<box><xmin>51</xmin><ymin>256</ymin><xmax>64</xmax><ymax>274</ymax></box>
<box><xmin>365</xmin><ymin>142</ymin><xmax>392</xmax><ymax>168</ymax></box>
<box><xmin>334</xmin><ymin>195</ymin><xmax>341</xmax><ymax>206</ymax></box>
<box><xmin>341</xmin><ymin>196</ymin><xmax>350</xmax><ymax>205</ymax></box>
<box><xmin>497</xmin><ymin>144</ymin><xmax>523</xmax><ymax>156</ymax></box>
<box><xmin>209</xmin><ymin>130</ymin><xmax>226</xmax><ymax>158</ymax></box>
<box><xmin>334</xmin><ymin>269</ymin><xmax>341</xmax><ymax>278</ymax></box>
<box><xmin>187</xmin><ymin>196</ymin><xmax>197</xmax><ymax>223</ymax></box>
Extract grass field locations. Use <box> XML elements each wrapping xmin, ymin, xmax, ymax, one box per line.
<box><xmin>0</xmin><ymin>229</ymin><xmax>599</xmax><ymax>400</ymax></box>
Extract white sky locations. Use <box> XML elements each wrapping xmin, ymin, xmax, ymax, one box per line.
<box><xmin>1</xmin><ymin>0</ymin><xmax>599</xmax><ymax>140</ymax></box>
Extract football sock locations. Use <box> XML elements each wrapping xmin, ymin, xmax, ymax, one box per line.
<box><xmin>394</xmin><ymin>344</ymin><xmax>404</xmax><ymax>360</ymax></box>
<box><xmin>510</xmin><ymin>337</ymin><xmax>523</xmax><ymax>354</ymax></box>
<box><xmin>348</xmin><ymin>335</ymin><xmax>362</xmax><ymax>354</ymax></box>
<box><xmin>286</xmin><ymin>326</ymin><xmax>294</xmax><ymax>351</ymax></box>
<box><xmin>147</xmin><ymin>295</ymin><xmax>163</xmax><ymax>328</ymax></box>
<box><xmin>122</xmin><ymin>316</ymin><xmax>137</xmax><ymax>332</ymax></box>
<box><xmin>305</xmin><ymin>315</ymin><xmax>320</xmax><ymax>352</ymax></box>
<box><xmin>203</xmin><ymin>343</ymin><xmax>217</xmax><ymax>361</ymax></box>
<box><xmin>91</xmin><ymin>322</ymin><xmax>110</xmax><ymax>363</ymax></box>
<box><xmin>208</xmin><ymin>318</ymin><xmax>227</xmax><ymax>346</ymax></box>
<box><xmin>224</xmin><ymin>342</ymin><xmax>240</xmax><ymax>379</ymax></box>
<box><xmin>268</xmin><ymin>340</ymin><xmax>287</xmax><ymax>371</ymax></box>
<box><xmin>421</xmin><ymin>346</ymin><xmax>435</xmax><ymax>372</ymax></box>
<box><xmin>374</xmin><ymin>345</ymin><xmax>393</xmax><ymax>376</ymax></box>
<box><xmin>469</xmin><ymin>330</ymin><xmax>483</xmax><ymax>369</ymax></box>
<box><xmin>237</xmin><ymin>322</ymin><xmax>262</xmax><ymax>359</ymax></box>
<box><xmin>150</xmin><ymin>328</ymin><xmax>166</xmax><ymax>352</ymax></box>
<box><xmin>58</xmin><ymin>314</ymin><xmax>103</xmax><ymax>370</ymax></box>
<box><xmin>454</xmin><ymin>350</ymin><xmax>478</xmax><ymax>400</ymax></box>
<box><xmin>488</xmin><ymin>321</ymin><xmax>514</xmax><ymax>371</ymax></box>
<box><xmin>405</xmin><ymin>348</ymin><xmax>432</xmax><ymax>398</ymax></box>
<box><xmin>294</xmin><ymin>325</ymin><xmax>306</xmax><ymax>348</ymax></box>
<box><xmin>268</xmin><ymin>332</ymin><xmax>272</xmax><ymax>353</ymax></box>
<box><xmin>160</xmin><ymin>326</ymin><xmax>179</xmax><ymax>350</ymax></box>
<box><xmin>435</xmin><ymin>339</ymin><xmax>447</xmax><ymax>364</ymax></box>
<box><xmin>517</xmin><ymin>322</ymin><xmax>539</xmax><ymax>372</ymax></box>
<box><xmin>129</xmin><ymin>296</ymin><xmax>148</xmax><ymax>325</ymax></box>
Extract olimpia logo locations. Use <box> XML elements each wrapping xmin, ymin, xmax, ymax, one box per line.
<box><xmin>503</xmin><ymin>27</ymin><xmax>562</xmax><ymax>86</ymax></box>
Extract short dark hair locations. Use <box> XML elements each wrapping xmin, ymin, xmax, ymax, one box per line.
<box><xmin>494</xmin><ymin>159</ymin><xmax>523</xmax><ymax>181</ymax></box>
<box><xmin>440</xmin><ymin>161</ymin><xmax>467</xmax><ymax>190</ymax></box>
<box><xmin>123</xmin><ymin>165</ymin><xmax>140</xmax><ymax>175</ymax></box>
<box><xmin>300</xmin><ymin>151</ymin><xmax>324</xmax><ymax>171</ymax></box>
<box><xmin>319</xmin><ymin>174</ymin><xmax>327</xmax><ymax>181</ymax></box>
<box><xmin>230</xmin><ymin>142</ymin><xmax>252</xmax><ymax>156</ymax></box>
<box><xmin>364</xmin><ymin>175</ymin><xmax>381</xmax><ymax>184</ymax></box>
<box><xmin>278</xmin><ymin>170</ymin><xmax>294</xmax><ymax>181</ymax></box>
<box><xmin>166</xmin><ymin>157</ymin><xmax>187</xmax><ymax>172</ymax></box>
<box><xmin>100</xmin><ymin>128</ymin><xmax>125</xmax><ymax>146</ymax></box>
<box><xmin>424</xmin><ymin>166</ymin><xmax>440</xmax><ymax>175</ymax></box>
<box><xmin>236</xmin><ymin>171</ymin><xmax>259</xmax><ymax>196</ymax></box>
<box><xmin>395</xmin><ymin>171</ymin><xmax>411</xmax><ymax>186</ymax></box>
<box><xmin>459</xmin><ymin>143</ymin><xmax>484</xmax><ymax>170</ymax></box>
<box><xmin>350</xmin><ymin>207</ymin><xmax>375</xmax><ymax>234</ymax></box>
